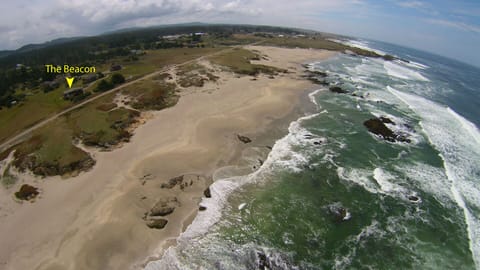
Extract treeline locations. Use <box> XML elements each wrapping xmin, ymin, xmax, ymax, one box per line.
<box><xmin>0</xmin><ymin>23</ymin><xmax>306</xmax><ymax>108</ymax></box>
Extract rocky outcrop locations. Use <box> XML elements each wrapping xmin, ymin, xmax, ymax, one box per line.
<box><xmin>145</xmin><ymin>196</ymin><xmax>179</xmax><ymax>229</ymax></box>
<box><xmin>363</xmin><ymin>117</ymin><xmax>411</xmax><ymax>143</ymax></box>
<box><xmin>327</xmin><ymin>203</ymin><xmax>351</xmax><ymax>223</ymax></box>
<box><xmin>204</xmin><ymin>187</ymin><xmax>211</xmax><ymax>198</ymax></box>
<box><xmin>15</xmin><ymin>184</ymin><xmax>39</xmax><ymax>201</ymax></box>
<box><xmin>237</xmin><ymin>134</ymin><xmax>252</xmax><ymax>144</ymax></box>
<box><xmin>161</xmin><ymin>175</ymin><xmax>184</xmax><ymax>189</ymax></box>
<box><xmin>408</xmin><ymin>195</ymin><xmax>421</xmax><ymax>203</ymax></box>
<box><xmin>146</xmin><ymin>218</ymin><xmax>168</xmax><ymax>229</ymax></box>
<box><xmin>304</xmin><ymin>70</ymin><xmax>329</xmax><ymax>86</ymax></box>
<box><xmin>31</xmin><ymin>157</ymin><xmax>96</xmax><ymax>177</ymax></box>
<box><xmin>257</xmin><ymin>251</ymin><xmax>271</xmax><ymax>269</ymax></box>
<box><xmin>329</xmin><ymin>86</ymin><xmax>348</xmax><ymax>94</ymax></box>
<box><xmin>150</xmin><ymin>197</ymin><xmax>179</xmax><ymax>217</ymax></box>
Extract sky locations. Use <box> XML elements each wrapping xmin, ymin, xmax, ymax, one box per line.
<box><xmin>0</xmin><ymin>0</ymin><xmax>479</xmax><ymax>67</ymax></box>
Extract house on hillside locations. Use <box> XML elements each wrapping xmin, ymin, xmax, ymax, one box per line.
<box><xmin>81</xmin><ymin>74</ymin><xmax>98</xmax><ymax>84</ymax></box>
<box><xmin>63</xmin><ymin>88</ymin><xmax>84</xmax><ymax>100</ymax></box>
<box><xmin>130</xmin><ymin>49</ymin><xmax>145</xmax><ymax>55</ymax></box>
<box><xmin>110</xmin><ymin>64</ymin><xmax>122</xmax><ymax>72</ymax></box>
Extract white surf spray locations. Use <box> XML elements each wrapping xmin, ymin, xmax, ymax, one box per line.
<box><xmin>384</xmin><ymin>61</ymin><xmax>430</xmax><ymax>82</ymax></box>
<box><xmin>388</xmin><ymin>86</ymin><xmax>480</xmax><ymax>269</ymax></box>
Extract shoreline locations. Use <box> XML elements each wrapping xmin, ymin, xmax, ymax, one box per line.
<box><xmin>0</xmin><ymin>46</ymin><xmax>335</xmax><ymax>270</ymax></box>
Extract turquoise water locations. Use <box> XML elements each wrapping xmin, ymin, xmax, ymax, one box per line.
<box><xmin>146</xmin><ymin>40</ymin><xmax>480</xmax><ymax>269</ymax></box>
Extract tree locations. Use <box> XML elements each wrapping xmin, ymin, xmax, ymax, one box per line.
<box><xmin>95</xmin><ymin>79</ymin><xmax>113</xmax><ymax>92</ymax></box>
<box><xmin>111</xmin><ymin>73</ymin><xmax>125</xmax><ymax>85</ymax></box>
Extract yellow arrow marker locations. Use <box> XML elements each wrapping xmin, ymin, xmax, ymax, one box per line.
<box><xmin>66</xmin><ymin>77</ymin><xmax>75</xmax><ymax>88</ymax></box>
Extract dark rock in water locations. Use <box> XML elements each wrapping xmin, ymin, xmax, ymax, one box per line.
<box><xmin>161</xmin><ymin>175</ymin><xmax>184</xmax><ymax>189</ymax></box>
<box><xmin>257</xmin><ymin>251</ymin><xmax>271</xmax><ymax>270</ymax></box>
<box><xmin>313</xmin><ymin>141</ymin><xmax>322</xmax><ymax>145</ymax></box>
<box><xmin>328</xmin><ymin>203</ymin><xmax>350</xmax><ymax>223</ymax></box>
<box><xmin>329</xmin><ymin>86</ymin><xmax>348</xmax><ymax>94</ymax></box>
<box><xmin>150</xmin><ymin>197</ymin><xmax>178</xmax><ymax>216</ymax></box>
<box><xmin>364</xmin><ymin>118</ymin><xmax>396</xmax><ymax>142</ymax></box>
<box><xmin>364</xmin><ymin>117</ymin><xmax>412</xmax><ymax>143</ymax></box>
<box><xmin>204</xmin><ymin>187</ymin><xmax>212</xmax><ymax>198</ymax></box>
<box><xmin>265</xmin><ymin>145</ymin><xmax>272</xmax><ymax>150</ymax></box>
<box><xmin>308</xmin><ymin>70</ymin><xmax>327</xmax><ymax>77</ymax></box>
<box><xmin>146</xmin><ymin>218</ymin><xmax>168</xmax><ymax>229</ymax></box>
<box><xmin>15</xmin><ymin>184</ymin><xmax>39</xmax><ymax>200</ymax></box>
<box><xmin>199</xmin><ymin>206</ymin><xmax>207</xmax><ymax>211</ymax></box>
<box><xmin>408</xmin><ymin>195</ymin><xmax>420</xmax><ymax>202</ymax></box>
<box><xmin>214</xmin><ymin>262</ymin><xmax>225</xmax><ymax>270</ymax></box>
<box><xmin>237</xmin><ymin>134</ymin><xmax>252</xmax><ymax>144</ymax></box>
<box><xmin>382</xmin><ymin>54</ymin><xmax>396</xmax><ymax>61</ymax></box>
<box><xmin>379</xmin><ymin>116</ymin><xmax>395</xmax><ymax>125</ymax></box>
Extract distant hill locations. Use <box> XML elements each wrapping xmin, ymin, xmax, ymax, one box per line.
<box><xmin>0</xmin><ymin>23</ymin><xmax>311</xmax><ymax>68</ymax></box>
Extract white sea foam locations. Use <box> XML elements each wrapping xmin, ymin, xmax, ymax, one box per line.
<box><xmin>329</xmin><ymin>38</ymin><xmax>387</xmax><ymax>56</ymax></box>
<box><xmin>336</xmin><ymin>167</ymin><xmax>379</xmax><ymax>194</ymax></box>
<box><xmin>397</xmin><ymin>162</ymin><xmax>453</xmax><ymax>206</ymax></box>
<box><xmin>384</xmin><ymin>61</ymin><xmax>430</xmax><ymax>81</ymax></box>
<box><xmin>373</xmin><ymin>167</ymin><xmax>406</xmax><ymax>194</ymax></box>
<box><xmin>238</xmin><ymin>203</ymin><xmax>247</xmax><ymax>210</ymax></box>
<box><xmin>398</xmin><ymin>59</ymin><xmax>429</xmax><ymax>70</ymax></box>
<box><xmin>308</xmin><ymin>89</ymin><xmax>323</xmax><ymax>108</ymax></box>
<box><xmin>388</xmin><ymin>86</ymin><xmax>480</xmax><ymax>269</ymax></box>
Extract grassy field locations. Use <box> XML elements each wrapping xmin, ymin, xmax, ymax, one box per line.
<box><xmin>0</xmin><ymin>47</ymin><xmax>224</xmax><ymax>147</ymax></box>
<box><xmin>209</xmin><ymin>48</ymin><xmax>286</xmax><ymax>76</ymax></box>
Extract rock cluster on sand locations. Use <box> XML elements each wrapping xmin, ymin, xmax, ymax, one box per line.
<box><xmin>160</xmin><ymin>175</ymin><xmax>194</xmax><ymax>190</ymax></box>
<box><xmin>363</xmin><ymin>117</ymin><xmax>411</xmax><ymax>143</ymax></box>
<box><xmin>237</xmin><ymin>134</ymin><xmax>252</xmax><ymax>144</ymax></box>
<box><xmin>146</xmin><ymin>219</ymin><xmax>168</xmax><ymax>229</ymax></box>
<box><xmin>203</xmin><ymin>187</ymin><xmax>212</xmax><ymax>198</ymax></box>
<box><xmin>160</xmin><ymin>175</ymin><xmax>184</xmax><ymax>189</ymax></box>
<box><xmin>15</xmin><ymin>184</ymin><xmax>39</xmax><ymax>201</ymax></box>
<box><xmin>150</xmin><ymin>197</ymin><xmax>179</xmax><ymax>216</ymax></box>
<box><xmin>145</xmin><ymin>196</ymin><xmax>179</xmax><ymax>229</ymax></box>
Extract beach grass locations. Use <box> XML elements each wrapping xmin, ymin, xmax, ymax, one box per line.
<box><xmin>209</xmin><ymin>48</ymin><xmax>286</xmax><ymax>76</ymax></box>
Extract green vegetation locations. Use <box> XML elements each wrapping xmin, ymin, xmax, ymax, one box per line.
<box><xmin>1</xmin><ymin>164</ymin><xmax>17</xmax><ymax>187</ymax></box>
<box><xmin>95</xmin><ymin>73</ymin><xmax>125</xmax><ymax>92</ymax></box>
<box><xmin>210</xmin><ymin>48</ymin><xmax>287</xmax><ymax>76</ymax></box>
<box><xmin>176</xmin><ymin>63</ymin><xmax>218</xmax><ymax>88</ymax></box>
<box><xmin>95</xmin><ymin>79</ymin><xmax>114</xmax><ymax>92</ymax></box>
<box><xmin>111</xmin><ymin>73</ymin><xmax>125</xmax><ymax>85</ymax></box>
<box><xmin>123</xmin><ymin>78</ymin><xmax>178</xmax><ymax>110</ymax></box>
<box><xmin>6</xmin><ymin>119</ymin><xmax>94</xmax><ymax>177</ymax></box>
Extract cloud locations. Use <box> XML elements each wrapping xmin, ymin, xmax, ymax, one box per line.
<box><xmin>0</xmin><ymin>0</ymin><xmax>479</xmax><ymax>67</ymax></box>
<box><xmin>426</xmin><ymin>19</ymin><xmax>480</xmax><ymax>34</ymax></box>
<box><xmin>397</xmin><ymin>1</ymin><xmax>424</xmax><ymax>9</ymax></box>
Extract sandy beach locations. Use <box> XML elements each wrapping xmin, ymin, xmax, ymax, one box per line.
<box><xmin>0</xmin><ymin>46</ymin><xmax>335</xmax><ymax>270</ymax></box>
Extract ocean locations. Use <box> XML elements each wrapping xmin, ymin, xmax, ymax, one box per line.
<box><xmin>145</xmin><ymin>39</ymin><xmax>480</xmax><ymax>269</ymax></box>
